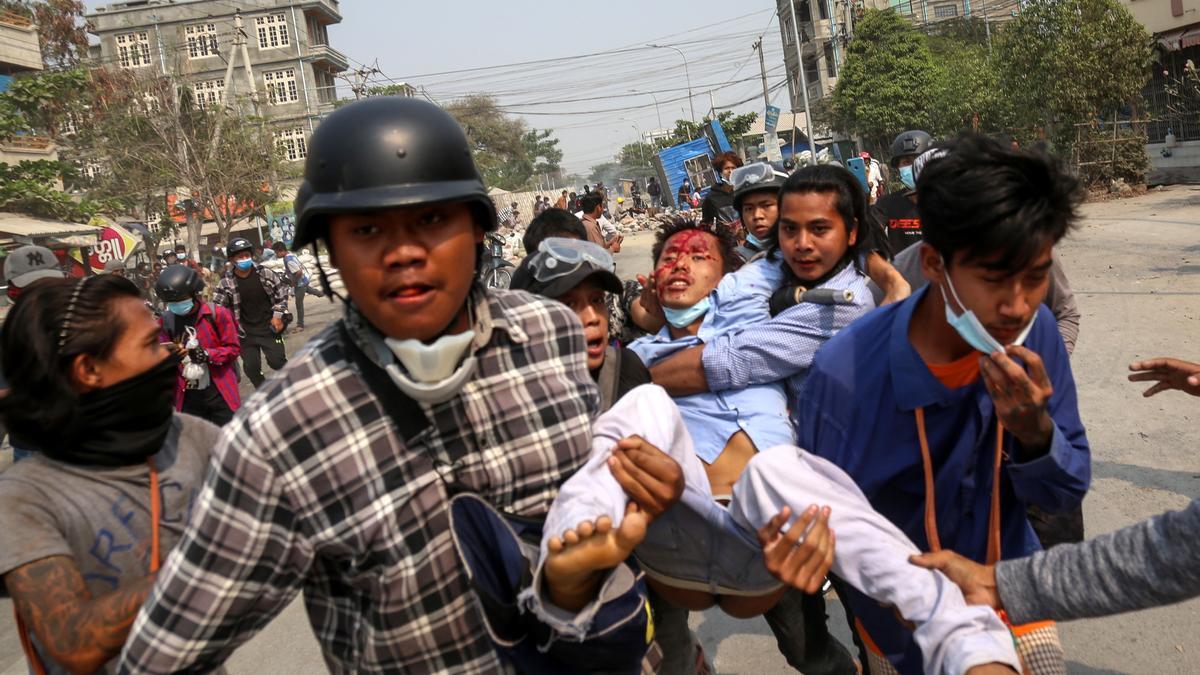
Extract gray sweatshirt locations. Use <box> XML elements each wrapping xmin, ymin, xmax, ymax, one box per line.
<box><xmin>995</xmin><ymin>498</ymin><xmax>1200</xmax><ymax>624</ymax></box>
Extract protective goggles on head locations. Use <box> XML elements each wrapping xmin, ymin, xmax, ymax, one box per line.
<box><xmin>731</xmin><ymin>162</ymin><xmax>788</xmax><ymax>192</ymax></box>
<box><xmin>531</xmin><ymin>237</ymin><xmax>615</xmax><ymax>282</ymax></box>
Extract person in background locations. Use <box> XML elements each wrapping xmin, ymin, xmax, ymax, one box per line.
<box><xmin>701</xmin><ymin>151</ymin><xmax>744</xmax><ymax>226</ymax></box>
<box><xmin>212</xmin><ymin>237</ymin><xmax>289</xmax><ymax>388</ymax></box>
<box><xmin>580</xmin><ymin>192</ymin><xmax>622</xmax><ymax>254</ymax></box>
<box><xmin>103</xmin><ymin>258</ymin><xmax>127</xmax><ymax>277</ymax></box>
<box><xmin>272</xmin><ymin>241</ymin><xmax>324</xmax><ymax>332</ymax></box>
<box><xmin>161</xmin><ymin>249</ymin><xmax>178</xmax><ymax>267</ymax></box>
<box><xmin>0</xmin><ymin>275</ymin><xmax>216</xmax><ymax>674</ymax></box>
<box><xmin>872</xmin><ymin>130</ymin><xmax>933</xmax><ymax>256</ymax></box>
<box><xmin>677</xmin><ymin>179</ymin><xmax>692</xmax><ymax>211</ymax></box>
<box><xmin>556</xmin><ymin>189</ymin><xmax>569</xmax><ymax>210</ymax></box>
<box><xmin>155</xmin><ymin>264</ymin><xmax>241</xmax><ymax>426</ymax></box>
<box><xmin>647</xmin><ymin>176</ymin><xmax>662</xmax><ymax>208</ymax></box>
<box><xmin>131</xmin><ymin>261</ymin><xmax>155</xmax><ymax>300</ymax></box>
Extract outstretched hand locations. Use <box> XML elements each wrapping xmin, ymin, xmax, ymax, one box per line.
<box><xmin>1128</xmin><ymin>357</ymin><xmax>1200</xmax><ymax>398</ymax></box>
<box><xmin>909</xmin><ymin>550</ymin><xmax>1001</xmax><ymax>609</ymax></box>
<box><xmin>757</xmin><ymin>505</ymin><xmax>835</xmax><ymax>594</ymax></box>
<box><xmin>609</xmin><ymin>436</ymin><xmax>684</xmax><ymax>520</ymax></box>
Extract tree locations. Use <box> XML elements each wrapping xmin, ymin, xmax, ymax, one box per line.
<box><xmin>926</xmin><ymin>24</ymin><xmax>1011</xmax><ymax>137</ymax></box>
<box><xmin>0</xmin><ymin>0</ymin><xmax>89</xmax><ymax>67</ymax></box>
<box><xmin>996</xmin><ymin>0</ymin><xmax>1150</xmax><ymax>148</ymax></box>
<box><xmin>828</xmin><ymin>9</ymin><xmax>943</xmax><ymax>154</ymax></box>
<box><xmin>69</xmin><ymin>69</ymin><xmax>286</xmax><ymax>250</ymax></box>
<box><xmin>668</xmin><ymin>110</ymin><xmax>758</xmax><ymax>146</ymax></box>
<box><xmin>0</xmin><ymin>68</ymin><xmax>112</xmax><ymax>221</ymax></box>
<box><xmin>444</xmin><ymin>95</ymin><xmax>566</xmax><ymax>191</ymax></box>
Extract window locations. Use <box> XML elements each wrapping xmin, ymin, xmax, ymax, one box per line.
<box><xmin>824</xmin><ymin>42</ymin><xmax>837</xmax><ymax>78</ymax></box>
<box><xmin>314</xmin><ymin>69</ymin><xmax>336</xmax><ymax>104</ymax></box>
<box><xmin>934</xmin><ymin>3</ymin><xmax>959</xmax><ymax>18</ymax></box>
<box><xmin>276</xmin><ymin>127</ymin><xmax>307</xmax><ymax>161</ymax></box>
<box><xmin>255</xmin><ymin>13</ymin><xmax>290</xmax><ymax>50</ymax></box>
<box><xmin>683</xmin><ymin>154</ymin><xmax>716</xmax><ymax>192</ymax></box>
<box><xmin>263</xmin><ymin>68</ymin><xmax>298</xmax><ymax>105</ymax></box>
<box><xmin>192</xmin><ymin>79</ymin><xmax>225</xmax><ymax>109</ymax></box>
<box><xmin>116</xmin><ymin>31</ymin><xmax>151</xmax><ymax>69</ymax></box>
<box><xmin>185</xmin><ymin>23</ymin><xmax>219</xmax><ymax>59</ymax></box>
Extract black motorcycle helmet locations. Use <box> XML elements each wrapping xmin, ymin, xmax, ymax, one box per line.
<box><xmin>226</xmin><ymin>237</ymin><xmax>254</xmax><ymax>259</ymax></box>
<box><xmin>154</xmin><ymin>264</ymin><xmax>204</xmax><ymax>302</ymax></box>
<box><xmin>889</xmin><ymin>130</ymin><xmax>933</xmax><ymax>167</ymax></box>
<box><xmin>292</xmin><ymin>97</ymin><xmax>498</xmax><ymax>251</ymax></box>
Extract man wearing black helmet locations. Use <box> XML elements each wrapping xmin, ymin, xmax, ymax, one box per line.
<box><xmin>121</xmin><ymin>96</ymin><xmax>676</xmax><ymax>673</ymax></box>
<box><xmin>873</xmin><ymin>130</ymin><xmax>933</xmax><ymax>257</ymax></box>
<box><xmin>211</xmin><ymin>237</ymin><xmax>290</xmax><ymax>387</ymax></box>
<box><xmin>155</xmin><ymin>264</ymin><xmax>241</xmax><ymax>426</ymax></box>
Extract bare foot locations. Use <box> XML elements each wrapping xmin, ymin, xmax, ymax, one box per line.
<box><xmin>544</xmin><ymin>503</ymin><xmax>648</xmax><ymax>611</ymax></box>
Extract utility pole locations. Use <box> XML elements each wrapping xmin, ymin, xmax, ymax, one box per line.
<box><xmin>981</xmin><ymin>0</ymin><xmax>992</xmax><ymax>51</ymax></box>
<box><xmin>649</xmin><ymin>43</ymin><xmax>695</xmax><ymax>123</ymax></box>
<box><xmin>755</xmin><ymin>39</ymin><xmax>770</xmax><ymax>109</ymax></box>
<box><xmin>237</xmin><ymin>13</ymin><xmax>258</xmax><ymax>114</ymax></box>
<box><xmin>789</xmin><ymin>0</ymin><xmax>817</xmax><ymax>160</ymax></box>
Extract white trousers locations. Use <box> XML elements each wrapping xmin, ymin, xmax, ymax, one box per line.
<box><xmin>540</xmin><ymin>385</ymin><xmax>1020</xmax><ymax>675</ymax></box>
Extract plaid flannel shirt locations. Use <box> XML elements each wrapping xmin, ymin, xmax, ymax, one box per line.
<box><xmin>118</xmin><ymin>288</ymin><xmax>602</xmax><ymax>674</ymax></box>
<box><xmin>158</xmin><ymin>301</ymin><xmax>242</xmax><ymax>413</ymax></box>
<box><xmin>212</xmin><ymin>263</ymin><xmax>290</xmax><ymax>336</ymax></box>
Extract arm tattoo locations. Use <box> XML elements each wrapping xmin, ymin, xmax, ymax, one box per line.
<box><xmin>5</xmin><ymin>556</ymin><xmax>156</xmax><ymax>674</ymax></box>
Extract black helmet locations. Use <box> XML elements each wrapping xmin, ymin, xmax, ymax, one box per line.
<box><xmin>890</xmin><ymin>130</ymin><xmax>933</xmax><ymax>167</ymax></box>
<box><xmin>226</xmin><ymin>237</ymin><xmax>253</xmax><ymax>258</ymax></box>
<box><xmin>292</xmin><ymin>97</ymin><xmax>498</xmax><ymax>249</ymax></box>
<box><xmin>155</xmin><ymin>264</ymin><xmax>204</xmax><ymax>302</ymax></box>
<box><xmin>731</xmin><ymin>163</ymin><xmax>788</xmax><ymax>212</ymax></box>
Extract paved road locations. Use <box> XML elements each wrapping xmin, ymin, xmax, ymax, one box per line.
<box><xmin>2</xmin><ymin>186</ymin><xmax>1198</xmax><ymax>673</ymax></box>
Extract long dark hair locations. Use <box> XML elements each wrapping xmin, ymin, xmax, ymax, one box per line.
<box><xmin>0</xmin><ymin>275</ymin><xmax>142</xmax><ymax>438</ymax></box>
<box><xmin>769</xmin><ymin>164</ymin><xmax>878</xmax><ymax>265</ymax></box>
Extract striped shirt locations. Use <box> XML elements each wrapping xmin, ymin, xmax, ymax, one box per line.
<box><xmin>118</xmin><ymin>288</ymin><xmax>600</xmax><ymax>674</ymax></box>
<box><xmin>212</xmin><ymin>263</ymin><xmax>290</xmax><ymax>336</ymax></box>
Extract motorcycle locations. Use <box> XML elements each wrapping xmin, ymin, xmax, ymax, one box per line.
<box><xmin>479</xmin><ymin>232</ymin><xmax>514</xmax><ymax>289</ymax></box>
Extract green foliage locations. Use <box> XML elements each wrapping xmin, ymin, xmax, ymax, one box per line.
<box><xmin>829</xmin><ymin>10</ymin><xmax>942</xmax><ymax>151</ymax></box>
<box><xmin>669</xmin><ymin>110</ymin><xmax>758</xmax><ymax>145</ymax></box>
<box><xmin>0</xmin><ymin>160</ymin><xmax>115</xmax><ymax>222</ymax></box>
<box><xmin>996</xmin><ymin>0</ymin><xmax>1151</xmax><ymax>146</ymax></box>
<box><xmin>0</xmin><ymin>68</ymin><xmax>88</xmax><ymax>138</ymax></box>
<box><xmin>444</xmin><ymin>95</ymin><xmax>564</xmax><ymax>191</ymax></box>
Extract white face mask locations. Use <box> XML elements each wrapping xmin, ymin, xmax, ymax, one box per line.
<box><xmin>940</xmin><ymin>262</ymin><xmax>1036</xmax><ymax>354</ymax></box>
<box><xmin>383</xmin><ymin>330</ymin><xmax>477</xmax><ymax>404</ymax></box>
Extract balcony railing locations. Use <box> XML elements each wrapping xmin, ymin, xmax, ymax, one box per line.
<box><xmin>0</xmin><ymin>10</ymin><xmax>33</xmax><ymax>28</ymax></box>
<box><xmin>309</xmin><ymin>43</ymin><xmax>348</xmax><ymax>71</ymax></box>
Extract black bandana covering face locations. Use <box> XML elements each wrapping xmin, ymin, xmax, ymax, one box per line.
<box><xmin>17</xmin><ymin>354</ymin><xmax>181</xmax><ymax>467</ymax></box>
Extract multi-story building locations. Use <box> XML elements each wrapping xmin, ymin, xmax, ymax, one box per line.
<box><xmin>0</xmin><ymin>9</ymin><xmax>56</xmax><ymax>168</ymax></box>
<box><xmin>86</xmin><ymin>0</ymin><xmax>348</xmax><ymax>163</ymax></box>
<box><xmin>775</xmin><ymin>0</ymin><xmax>1018</xmax><ymax>129</ymax></box>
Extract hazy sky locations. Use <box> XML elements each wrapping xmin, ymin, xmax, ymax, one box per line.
<box><xmin>86</xmin><ymin>0</ymin><xmax>795</xmax><ymax>175</ymax></box>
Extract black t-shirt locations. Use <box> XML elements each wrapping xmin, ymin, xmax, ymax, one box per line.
<box><xmin>235</xmin><ymin>271</ymin><xmax>273</xmax><ymax>334</ymax></box>
<box><xmin>591</xmin><ymin>347</ymin><xmax>652</xmax><ymax>406</ymax></box>
<box><xmin>647</xmin><ymin>181</ymin><xmax>661</xmax><ymax>196</ymax></box>
<box><xmin>872</xmin><ymin>192</ymin><xmax>922</xmax><ymax>259</ymax></box>
<box><xmin>701</xmin><ymin>188</ymin><xmax>737</xmax><ymax>224</ymax></box>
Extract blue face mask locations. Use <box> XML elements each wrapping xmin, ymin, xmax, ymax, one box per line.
<box><xmin>899</xmin><ymin>165</ymin><xmax>916</xmax><ymax>190</ymax></box>
<box><xmin>235</xmin><ymin>258</ymin><xmax>254</xmax><ymax>271</ymax></box>
<box><xmin>167</xmin><ymin>299</ymin><xmax>195</xmax><ymax>316</ymax></box>
<box><xmin>662</xmin><ymin>297</ymin><xmax>712</xmax><ymax>329</ymax></box>
<box><xmin>940</xmin><ymin>261</ymin><xmax>1036</xmax><ymax>354</ymax></box>
<box><xmin>745</xmin><ymin>231</ymin><xmax>767</xmax><ymax>250</ymax></box>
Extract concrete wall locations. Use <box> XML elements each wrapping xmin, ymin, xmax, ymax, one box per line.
<box><xmin>1120</xmin><ymin>0</ymin><xmax>1199</xmax><ymax>35</ymax></box>
<box><xmin>0</xmin><ymin>18</ymin><xmax>42</xmax><ymax>73</ymax></box>
<box><xmin>1147</xmin><ymin>139</ymin><xmax>1200</xmax><ymax>185</ymax></box>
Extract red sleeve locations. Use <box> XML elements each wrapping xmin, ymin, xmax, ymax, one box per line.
<box><xmin>204</xmin><ymin>305</ymin><xmax>242</xmax><ymax>366</ymax></box>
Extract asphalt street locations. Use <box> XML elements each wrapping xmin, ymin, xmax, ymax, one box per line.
<box><xmin>1</xmin><ymin>185</ymin><xmax>1198</xmax><ymax>673</ymax></box>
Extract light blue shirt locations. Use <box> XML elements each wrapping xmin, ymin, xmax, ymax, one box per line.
<box><xmin>630</xmin><ymin>280</ymin><xmax>794</xmax><ymax>464</ymax></box>
<box><xmin>702</xmin><ymin>262</ymin><xmax>875</xmax><ymax>411</ymax></box>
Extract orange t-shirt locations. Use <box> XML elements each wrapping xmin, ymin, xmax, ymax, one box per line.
<box><xmin>925</xmin><ymin>352</ymin><xmax>981</xmax><ymax>389</ymax></box>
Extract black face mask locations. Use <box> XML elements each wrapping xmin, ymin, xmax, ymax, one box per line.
<box><xmin>24</xmin><ymin>355</ymin><xmax>180</xmax><ymax>467</ymax></box>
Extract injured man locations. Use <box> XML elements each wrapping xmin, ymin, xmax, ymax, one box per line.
<box><xmin>531</xmin><ymin>222</ymin><xmax>1022</xmax><ymax>675</ymax></box>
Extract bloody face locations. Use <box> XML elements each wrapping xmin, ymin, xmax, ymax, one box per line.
<box><xmin>653</xmin><ymin>229</ymin><xmax>725</xmax><ymax>309</ymax></box>
<box><xmin>328</xmin><ymin>203</ymin><xmax>483</xmax><ymax>342</ymax></box>
<box><xmin>777</xmin><ymin>191</ymin><xmax>857</xmax><ymax>284</ymax></box>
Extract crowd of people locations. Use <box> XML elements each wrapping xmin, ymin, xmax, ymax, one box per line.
<box><xmin>0</xmin><ymin>96</ymin><xmax>1197</xmax><ymax>675</ymax></box>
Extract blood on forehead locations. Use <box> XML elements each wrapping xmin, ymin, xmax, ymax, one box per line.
<box><xmin>654</xmin><ymin>229</ymin><xmax>718</xmax><ymax>277</ymax></box>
